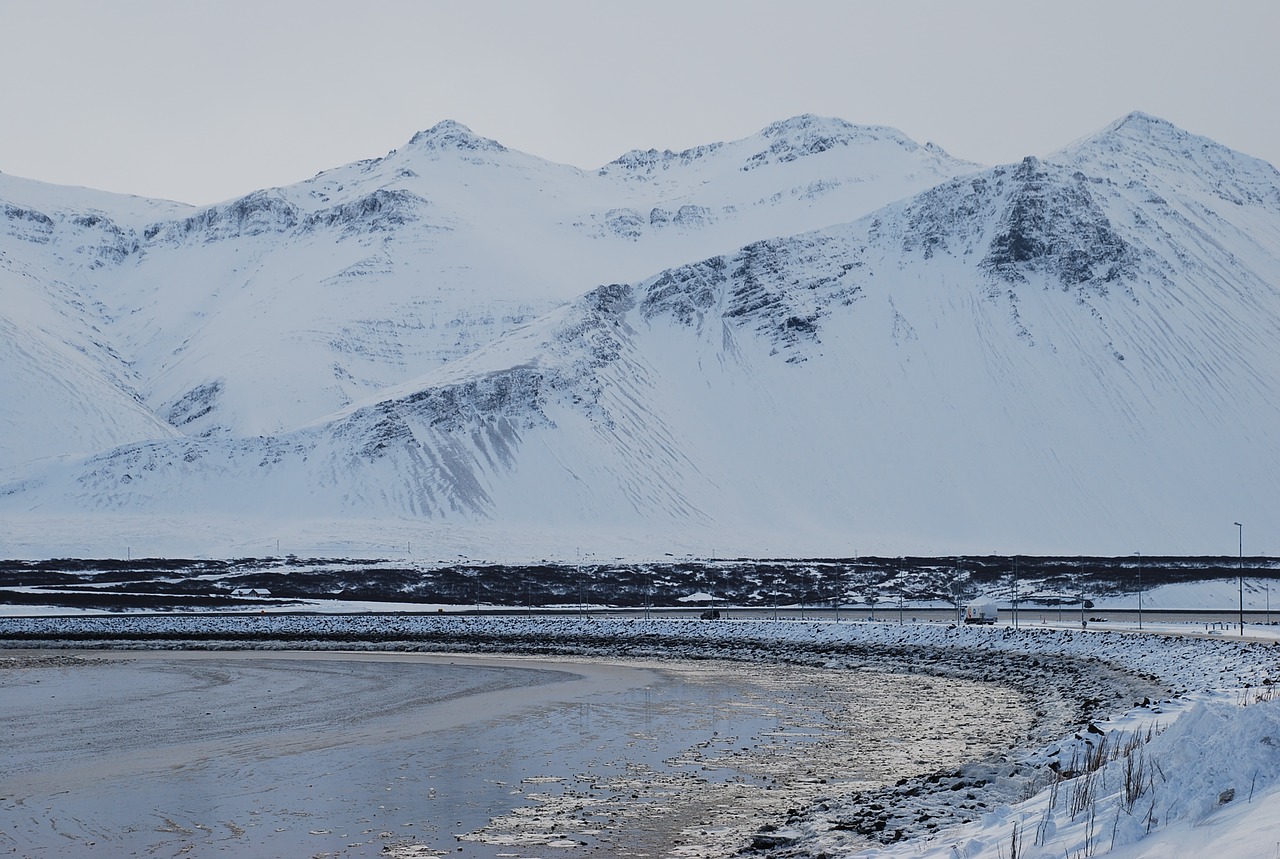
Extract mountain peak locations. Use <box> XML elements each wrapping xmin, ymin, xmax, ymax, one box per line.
<box><xmin>742</xmin><ymin>114</ymin><xmax>923</xmax><ymax>171</ymax></box>
<box><xmin>1050</xmin><ymin>111</ymin><xmax>1196</xmax><ymax>159</ymax></box>
<box><xmin>762</xmin><ymin>114</ymin><xmax>917</xmax><ymax>145</ymax></box>
<box><xmin>1049</xmin><ymin>111</ymin><xmax>1280</xmax><ymax>208</ymax></box>
<box><xmin>407</xmin><ymin>120</ymin><xmax>507</xmax><ymax>154</ymax></box>
<box><xmin>1107</xmin><ymin>110</ymin><xmax>1171</xmax><ymax>131</ymax></box>
<box><xmin>600</xmin><ymin>114</ymin><xmax>963</xmax><ymax>177</ymax></box>
<box><xmin>761</xmin><ymin>113</ymin><xmax>856</xmax><ymax>138</ymax></box>
<box><xmin>1094</xmin><ymin>111</ymin><xmax>1191</xmax><ymax>148</ymax></box>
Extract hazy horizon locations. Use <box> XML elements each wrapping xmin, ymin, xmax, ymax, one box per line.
<box><xmin>1</xmin><ymin>0</ymin><xmax>1275</xmax><ymax>205</ymax></box>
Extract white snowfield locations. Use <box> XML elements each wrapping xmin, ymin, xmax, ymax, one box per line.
<box><xmin>2</xmin><ymin>112</ymin><xmax>1278</xmax><ymax>558</ymax></box>
<box><xmin>3</xmin><ymin>615</ymin><xmax>1278</xmax><ymax>857</ymax></box>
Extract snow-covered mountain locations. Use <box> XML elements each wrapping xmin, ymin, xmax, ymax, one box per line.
<box><xmin>1</xmin><ymin>115</ymin><xmax>973</xmax><ymax>446</ymax></box>
<box><xmin>2</xmin><ymin>112</ymin><xmax>1278</xmax><ymax>559</ymax></box>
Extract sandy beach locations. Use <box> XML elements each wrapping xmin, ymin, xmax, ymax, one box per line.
<box><xmin>0</xmin><ymin>649</ymin><xmax>1030</xmax><ymax>858</ymax></box>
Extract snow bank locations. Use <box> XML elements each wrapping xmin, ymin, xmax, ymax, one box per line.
<box><xmin>873</xmin><ymin>696</ymin><xmax>1280</xmax><ymax>859</ymax></box>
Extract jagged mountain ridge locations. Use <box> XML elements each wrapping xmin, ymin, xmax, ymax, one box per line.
<box><xmin>0</xmin><ymin>114</ymin><xmax>974</xmax><ymax>459</ymax></box>
<box><xmin>2</xmin><ymin>112</ymin><xmax>1279</xmax><ymax>558</ymax></box>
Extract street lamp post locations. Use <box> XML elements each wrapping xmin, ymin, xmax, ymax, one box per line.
<box><xmin>1012</xmin><ymin>556</ymin><xmax>1019</xmax><ymax>629</ymax></box>
<box><xmin>1136</xmin><ymin>551</ymin><xmax>1143</xmax><ymax>631</ymax></box>
<box><xmin>645</xmin><ymin>570</ymin><xmax>652</xmax><ymax>621</ymax></box>
<box><xmin>1079</xmin><ymin>556</ymin><xmax>1086</xmax><ymax>629</ymax></box>
<box><xmin>1235</xmin><ymin>522</ymin><xmax>1244</xmax><ymax>635</ymax></box>
<box><xmin>953</xmin><ymin>573</ymin><xmax>963</xmax><ymax>625</ymax></box>
<box><xmin>576</xmin><ymin>548</ymin><xmax>584</xmax><ymax>617</ymax></box>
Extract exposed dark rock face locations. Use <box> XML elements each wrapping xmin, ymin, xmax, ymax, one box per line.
<box><xmin>391</xmin><ymin>368</ymin><xmax>548</xmax><ymax>436</ymax></box>
<box><xmin>641</xmin><ymin>255</ymin><xmax>728</xmax><ymax>326</ymax></box>
<box><xmin>147</xmin><ymin>190</ymin><xmax>300</xmax><ymax>243</ymax></box>
<box><xmin>165</xmin><ymin>380</ymin><xmax>224</xmax><ymax>429</ymax></box>
<box><xmin>302</xmin><ymin>188</ymin><xmax>427</xmax><ymax>235</ymax></box>
<box><xmin>983</xmin><ymin>157</ymin><xmax>1135</xmax><ymax>288</ymax></box>
<box><xmin>639</xmin><ymin>236</ymin><xmax>861</xmax><ymax>361</ymax></box>
<box><xmin>69</xmin><ymin>213</ymin><xmax>139</xmax><ymax>265</ymax></box>
<box><xmin>3</xmin><ymin>203</ymin><xmax>55</xmax><ymax>243</ymax></box>
<box><xmin>598</xmin><ymin>141</ymin><xmax>725</xmax><ymax>176</ymax></box>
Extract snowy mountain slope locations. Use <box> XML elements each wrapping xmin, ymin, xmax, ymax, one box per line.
<box><xmin>0</xmin><ymin>170</ymin><xmax>191</xmax><ymax>225</ymax></box>
<box><xmin>2</xmin><ymin>113</ymin><xmax>1278</xmax><ymax>558</ymax></box>
<box><xmin>0</xmin><ymin>116</ymin><xmax>976</xmax><ymax>452</ymax></box>
<box><xmin>589</xmin><ymin>114</ymin><xmax>977</xmax><ymax>242</ymax></box>
<box><xmin>0</xmin><ymin>311</ymin><xmax>178</xmax><ymax>476</ymax></box>
<box><xmin>0</xmin><ymin>180</ymin><xmax>187</xmax><ymax>473</ymax></box>
<box><xmin>4</xmin><ymin>113</ymin><xmax>1278</xmax><ymax>559</ymax></box>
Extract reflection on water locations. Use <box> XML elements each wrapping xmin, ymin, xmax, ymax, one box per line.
<box><xmin>0</xmin><ymin>654</ymin><xmax>1031</xmax><ymax>858</ymax></box>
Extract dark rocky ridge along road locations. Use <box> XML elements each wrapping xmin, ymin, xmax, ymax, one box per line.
<box><xmin>2</xmin><ymin>554</ymin><xmax>1273</xmax><ymax>614</ymax></box>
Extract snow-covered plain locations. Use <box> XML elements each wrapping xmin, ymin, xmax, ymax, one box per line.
<box><xmin>3</xmin><ymin>614</ymin><xmax>1279</xmax><ymax>857</ymax></box>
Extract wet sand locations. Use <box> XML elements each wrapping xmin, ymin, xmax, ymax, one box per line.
<box><xmin>0</xmin><ymin>650</ymin><xmax>1031</xmax><ymax>857</ymax></box>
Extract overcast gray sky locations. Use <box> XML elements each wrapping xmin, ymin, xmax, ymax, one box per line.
<box><xmin>2</xmin><ymin>0</ymin><xmax>1276</xmax><ymax>205</ymax></box>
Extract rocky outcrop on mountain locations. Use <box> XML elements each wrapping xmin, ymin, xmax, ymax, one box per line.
<box><xmin>601</xmin><ymin>141</ymin><xmax>726</xmax><ymax>176</ymax></box>
<box><xmin>981</xmin><ymin>158</ymin><xmax>1135</xmax><ymax>288</ymax></box>
<box><xmin>68</xmin><ymin>214</ymin><xmax>139</xmax><ymax>267</ymax></box>
<box><xmin>407</xmin><ymin>119</ymin><xmax>508</xmax><ymax>154</ymax></box>
<box><xmin>892</xmin><ymin>158</ymin><xmax>1135</xmax><ymax>287</ymax></box>
<box><xmin>303</xmin><ymin>189</ymin><xmax>429</xmax><ymax>235</ymax></box>
<box><xmin>636</xmin><ymin>234</ymin><xmax>863</xmax><ymax>363</ymax></box>
<box><xmin>164</xmin><ymin>380</ymin><xmax>224</xmax><ymax>431</ymax></box>
<box><xmin>3</xmin><ymin>203</ymin><xmax>55</xmax><ymax>244</ymax></box>
<box><xmin>145</xmin><ymin>190</ymin><xmax>300</xmax><ymax>243</ymax></box>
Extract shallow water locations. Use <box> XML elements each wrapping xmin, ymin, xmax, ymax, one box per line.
<box><xmin>0</xmin><ymin>651</ymin><xmax>1031</xmax><ymax>857</ymax></box>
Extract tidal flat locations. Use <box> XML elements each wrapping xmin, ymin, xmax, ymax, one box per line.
<box><xmin>0</xmin><ymin>650</ymin><xmax>1030</xmax><ymax>857</ymax></box>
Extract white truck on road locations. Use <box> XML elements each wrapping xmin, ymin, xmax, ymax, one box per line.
<box><xmin>964</xmin><ymin>600</ymin><xmax>999</xmax><ymax>625</ymax></box>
